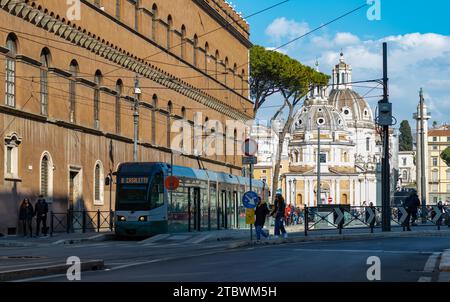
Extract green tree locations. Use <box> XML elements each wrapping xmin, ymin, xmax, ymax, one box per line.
<box><xmin>441</xmin><ymin>147</ymin><xmax>450</xmax><ymax>166</ymax></box>
<box><xmin>250</xmin><ymin>47</ymin><xmax>329</xmax><ymax>200</ymax></box>
<box><xmin>250</xmin><ymin>46</ymin><xmax>283</xmax><ymax>116</ymax></box>
<box><xmin>399</xmin><ymin>120</ymin><xmax>413</xmax><ymax>151</ymax></box>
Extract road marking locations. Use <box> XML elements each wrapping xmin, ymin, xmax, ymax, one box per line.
<box><xmin>423</xmin><ymin>252</ymin><xmax>441</xmax><ymax>273</ymax></box>
<box><xmin>139</xmin><ymin>234</ymin><xmax>171</xmax><ymax>244</ymax></box>
<box><xmin>190</xmin><ymin>234</ymin><xmax>212</xmax><ymax>244</ymax></box>
<box><xmin>293</xmin><ymin>248</ymin><xmax>435</xmax><ymax>254</ymax></box>
<box><xmin>418</xmin><ymin>276</ymin><xmax>432</xmax><ymax>282</ymax></box>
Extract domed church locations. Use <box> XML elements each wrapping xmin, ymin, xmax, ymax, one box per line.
<box><xmin>284</xmin><ymin>53</ymin><xmax>378</xmax><ymax>207</ymax></box>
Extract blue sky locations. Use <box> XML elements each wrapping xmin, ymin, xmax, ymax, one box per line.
<box><xmin>230</xmin><ymin>0</ymin><xmax>450</xmax><ymax>130</ymax></box>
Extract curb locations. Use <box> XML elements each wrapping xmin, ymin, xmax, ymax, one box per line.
<box><xmin>226</xmin><ymin>230</ymin><xmax>450</xmax><ymax>249</ymax></box>
<box><xmin>0</xmin><ymin>259</ymin><xmax>104</xmax><ymax>282</ymax></box>
<box><xmin>439</xmin><ymin>250</ymin><xmax>450</xmax><ymax>272</ymax></box>
<box><xmin>51</xmin><ymin>233</ymin><xmax>115</xmax><ymax>245</ymax></box>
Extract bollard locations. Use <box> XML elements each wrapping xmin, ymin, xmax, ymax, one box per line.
<box><xmin>82</xmin><ymin>209</ymin><xmax>87</xmax><ymax>233</ymax></box>
<box><xmin>110</xmin><ymin>210</ymin><xmax>114</xmax><ymax>232</ymax></box>
<box><xmin>97</xmin><ymin>209</ymin><xmax>101</xmax><ymax>233</ymax></box>
<box><xmin>50</xmin><ymin>211</ymin><xmax>54</xmax><ymax>237</ymax></box>
<box><xmin>304</xmin><ymin>207</ymin><xmax>308</xmax><ymax>237</ymax></box>
<box><xmin>66</xmin><ymin>209</ymin><xmax>71</xmax><ymax>233</ymax></box>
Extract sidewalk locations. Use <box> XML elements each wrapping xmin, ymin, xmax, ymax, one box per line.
<box><xmin>0</xmin><ymin>231</ymin><xmax>114</xmax><ymax>247</ymax></box>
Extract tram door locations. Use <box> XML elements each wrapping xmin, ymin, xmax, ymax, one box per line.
<box><xmin>188</xmin><ymin>187</ymin><xmax>201</xmax><ymax>232</ymax></box>
<box><xmin>220</xmin><ymin>191</ymin><xmax>228</xmax><ymax>229</ymax></box>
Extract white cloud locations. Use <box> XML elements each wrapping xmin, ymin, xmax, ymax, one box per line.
<box><xmin>334</xmin><ymin>32</ymin><xmax>360</xmax><ymax>46</ymax></box>
<box><xmin>260</xmin><ymin>21</ymin><xmax>450</xmax><ymax>125</ymax></box>
<box><xmin>265</xmin><ymin>17</ymin><xmax>310</xmax><ymax>43</ymax></box>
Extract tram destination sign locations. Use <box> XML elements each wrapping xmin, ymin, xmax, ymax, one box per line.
<box><xmin>120</xmin><ymin>177</ymin><xmax>149</xmax><ymax>184</ymax></box>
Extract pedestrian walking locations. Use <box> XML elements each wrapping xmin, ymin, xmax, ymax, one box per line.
<box><xmin>19</xmin><ymin>198</ymin><xmax>34</xmax><ymax>237</ymax></box>
<box><xmin>34</xmin><ymin>195</ymin><xmax>49</xmax><ymax>237</ymax></box>
<box><xmin>270</xmin><ymin>193</ymin><xmax>287</xmax><ymax>239</ymax></box>
<box><xmin>404</xmin><ymin>191</ymin><xmax>420</xmax><ymax>231</ymax></box>
<box><xmin>254</xmin><ymin>196</ymin><xmax>270</xmax><ymax>242</ymax></box>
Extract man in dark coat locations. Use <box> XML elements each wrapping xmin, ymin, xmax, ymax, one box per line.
<box><xmin>34</xmin><ymin>195</ymin><xmax>49</xmax><ymax>237</ymax></box>
<box><xmin>254</xmin><ymin>196</ymin><xmax>270</xmax><ymax>241</ymax></box>
<box><xmin>404</xmin><ymin>191</ymin><xmax>420</xmax><ymax>231</ymax></box>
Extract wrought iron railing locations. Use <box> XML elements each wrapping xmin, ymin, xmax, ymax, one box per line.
<box><xmin>303</xmin><ymin>205</ymin><xmax>450</xmax><ymax>236</ymax></box>
<box><xmin>50</xmin><ymin>210</ymin><xmax>114</xmax><ymax>236</ymax></box>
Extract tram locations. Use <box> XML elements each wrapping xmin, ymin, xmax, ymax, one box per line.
<box><xmin>114</xmin><ymin>162</ymin><xmax>268</xmax><ymax>237</ymax></box>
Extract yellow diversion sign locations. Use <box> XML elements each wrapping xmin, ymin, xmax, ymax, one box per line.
<box><xmin>245</xmin><ymin>208</ymin><xmax>255</xmax><ymax>225</ymax></box>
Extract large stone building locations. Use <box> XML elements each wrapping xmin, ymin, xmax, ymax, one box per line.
<box><xmin>0</xmin><ymin>0</ymin><xmax>253</xmax><ymax>235</ymax></box>
<box><xmin>428</xmin><ymin>124</ymin><xmax>450</xmax><ymax>204</ymax></box>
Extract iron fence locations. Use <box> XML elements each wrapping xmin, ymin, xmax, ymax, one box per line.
<box><xmin>50</xmin><ymin>210</ymin><xmax>114</xmax><ymax>236</ymax></box>
<box><xmin>303</xmin><ymin>205</ymin><xmax>450</xmax><ymax>236</ymax></box>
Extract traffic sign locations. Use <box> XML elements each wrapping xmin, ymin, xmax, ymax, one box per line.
<box><xmin>432</xmin><ymin>206</ymin><xmax>443</xmax><ymax>224</ymax></box>
<box><xmin>242</xmin><ymin>138</ymin><xmax>258</xmax><ymax>156</ymax></box>
<box><xmin>242</xmin><ymin>191</ymin><xmax>258</xmax><ymax>209</ymax></box>
<box><xmin>245</xmin><ymin>208</ymin><xmax>255</xmax><ymax>224</ymax></box>
<box><xmin>334</xmin><ymin>208</ymin><xmax>344</xmax><ymax>225</ymax></box>
<box><xmin>164</xmin><ymin>175</ymin><xmax>180</xmax><ymax>191</ymax></box>
<box><xmin>328</xmin><ymin>196</ymin><xmax>333</xmax><ymax>204</ymax></box>
<box><xmin>242</xmin><ymin>156</ymin><xmax>257</xmax><ymax>165</ymax></box>
<box><xmin>398</xmin><ymin>207</ymin><xmax>408</xmax><ymax>224</ymax></box>
<box><xmin>366</xmin><ymin>207</ymin><xmax>376</xmax><ymax>225</ymax></box>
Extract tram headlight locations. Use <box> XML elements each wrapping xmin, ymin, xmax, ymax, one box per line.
<box><xmin>138</xmin><ymin>216</ymin><xmax>148</xmax><ymax>222</ymax></box>
<box><xmin>117</xmin><ymin>215</ymin><xmax>126</xmax><ymax>222</ymax></box>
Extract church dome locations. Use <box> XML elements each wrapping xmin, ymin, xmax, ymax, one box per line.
<box><xmin>328</xmin><ymin>88</ymin><xmax>374</xmax><ymax>124</ymax></box>
<box><xmin>293</xmin><ymin>89</ymin><xmax>347</xmax><ymax>133</ymax></box>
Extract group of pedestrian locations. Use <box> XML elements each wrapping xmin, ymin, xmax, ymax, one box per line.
<box><xmin>18</xmin><ymin>195</ymin><xmax>49</xmax><ymax>237</ymax></box>
<box><xmin>254</xmin><ymin>193</ymin><xmax>288</xmax><ymax>242</ymax></box>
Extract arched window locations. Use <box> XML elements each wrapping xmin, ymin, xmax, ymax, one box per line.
<box><xmin>241</xmin><ymin>69</ymin><xmax>245</xmax><ymax>96</ymax></box>
<box><xmin>94</xmin><ymin>70</ymin><xmax>102</xmax><ymax>129</ymax></box>
<box><xmin>5</xmin><ymin>34</ymin><xmax>17</xmax><ymax>107</ymax></box>
<box><xmin>167</xmin><ymin>101</ymin><xmax>173</xmax><ymax>148</ymax></box>
<box><xmin>69</xmin><ymin>60</ymin><xmax>79</xmax><ymax>123</ymax></box>
<box><xmin>181</xmin><ymin>25</ymin><xmax>186</xmax><ymax>59</ymax></box>
<box><xmin>402</xmin><ymin>170</ymin><xmax>408</xmax><ymax>181</ymax></box>
<box><xmin>215</xmin><ymin>50</ymin><xmax>220</xmax><ymax>79</ymax></box>
<box><xmin>224</xmin><ymin>57</ymin><xmax>229</xmax><ymax>85</ymax></box>
<box><xmin>116</xmin><ymin>0</ymin><xmax>121</xmax><ymax>19</ymax></box>
<box><xmin>40</xmin><ymin>48</ymin><xmax>51</xmax><ymax>116</ymax></box>
<box><xmin>233</xmin><ymin>129</ymin><xmax>237</xmax><ymax>165</ymax></box>
<box><xmin>134</xmin><ymin>0</ymin><xmax>140</xmax><ymax>31</ymax></box>
<box><xmin>193</xmin><ymin>35</ymin><xmax>198</xmax><ymax>67</ymax></box>
<box><xmin>180</xmin><ymin>107</ymin><xmax>186</xmax><ymax>150</ymax></box>
<box><xmin>115</xmin><ymin>79</ymin><xmax>123</xmax><ymax>134</ymax></box>
<box><xmin>40</xmin><ymin>152</ymin><xmax>53</xmax><ymax>201</ymax></box>
<box><xmin>93</xmin><ymin>161</ymin><xmax>104</xmax><ymax>205</ymax></box>
<box><xmin>152</xmin><ymin>94</ymin><xmax>158</xmax><ymax>144</ymax></box>
<box><xmin>166</xmin><ymin>15</ymin><xmax>172</xmax><ymax>49</ymax></box>
<box><xmin>233</xmin><ymin>63</ymin><xmax>237</xmax><ymax>89</ymax></box>
<box><xmin>204</xmin><ymin>42</ymin><xmax>209</xmax><ymax>73</ymax></box>
<box><xmin>151</xmin><ymin>4</ymin><xmax>158</xmax><ymax>41</ymax></box>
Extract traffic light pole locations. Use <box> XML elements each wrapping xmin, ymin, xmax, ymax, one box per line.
<box><xmin>381</xmin><ymin>42</ymin><xmax>391</xmax><ymax>232</ymax></box>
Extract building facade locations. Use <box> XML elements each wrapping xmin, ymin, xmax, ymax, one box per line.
<box><xmin>0</xmin><ymin>0</ymin><xmax>253</xmax><ymax>235</ymax></box>
<box><xmin>428</xmin><ymin>124</ymin><xmax>450</xmax><ymax>204</ymax></box>
<box><xmin>398</xmin><ymin>151</ymin><xmax>416</xmax><ymax>188</ymax></box>
<box><xmin>283</xmin><ymin>55</ymin><xmax>378</xmax><ymax>207</ymax></box>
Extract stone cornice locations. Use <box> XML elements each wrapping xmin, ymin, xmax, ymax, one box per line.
<box><xmin>0</xmin><ymin>0</ymin><xmax>251</xmax><ymax>122</ymax></box>
<box><xmin>15</xmin><ymin>54</ymin><xmax>41</xmax><ymax>67</ymax></box>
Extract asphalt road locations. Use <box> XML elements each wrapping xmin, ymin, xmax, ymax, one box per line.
<box><xmin>9</xmin><ymin>236</ymin><xmax>450</xmax><ymax>282</ymax></box>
